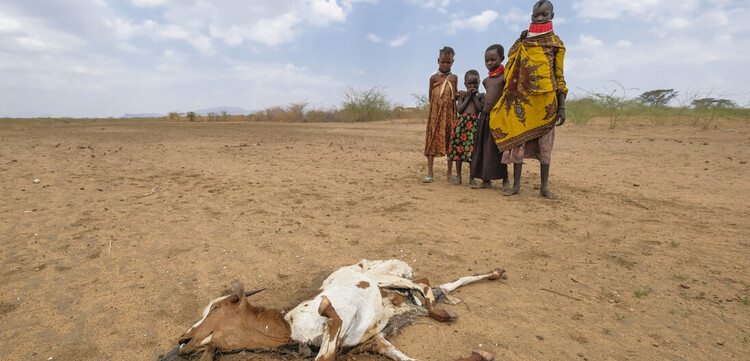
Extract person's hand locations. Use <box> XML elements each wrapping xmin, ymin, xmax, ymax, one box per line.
<box><xmin>556</xmin><ymin>107</ymin><xmax>566</xmax><ymax>126</ymax></box>
<box><xmin>458</xmin><ymin>90</ymin><xmax>467</xmax><ymax>98</ymax></box>
<box><xmin>519</xmin><ymin>30</ymin><xmax>528</xmax><ymax>40</ymax></box>
<box><xmin>469</xmin><ymin>88</ymin><xmax>478</xmax><ymax>96</ymax></box>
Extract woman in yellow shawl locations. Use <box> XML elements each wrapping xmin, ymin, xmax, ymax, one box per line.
<box><xmin>489</xmin><ymin>0</ymin><xmax>567</xmax><ymax>198</ymax></box>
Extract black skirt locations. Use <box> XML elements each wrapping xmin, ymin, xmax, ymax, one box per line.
<box><xmin>470</xmin><ymin>112</ymin><xmax>507</xmax><ymax>181</ymax></box>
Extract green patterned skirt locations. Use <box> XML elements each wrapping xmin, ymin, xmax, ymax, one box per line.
<box><xmin>448</xmin><ymin>113</ymin><xmax>478</xmax><ymax>162</ymax></box>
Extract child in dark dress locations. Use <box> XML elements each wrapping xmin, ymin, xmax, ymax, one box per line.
<box><xmin>470</xmin><ymin>44</ymin><xmax>509</xmax><ymax>190</ymax></box>
<box><xmin>448</xmin><ymin>70</ymin><xmax>483</xmax><ymax>186</ymax></box>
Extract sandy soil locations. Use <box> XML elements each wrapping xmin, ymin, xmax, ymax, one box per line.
<box><xmin>0</xmin><ymin>118</ymin><xmax>748</xmax><ymax>361</ymax></box>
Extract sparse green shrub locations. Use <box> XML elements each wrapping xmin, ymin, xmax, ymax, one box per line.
<box><xmin>636</xmin><ymin>89</ymin><xmax>678</xmax><ymax>107</ymax></box>
<box><xmin>634</xmin><ymin>286</ymin><xmax>653</xmax><ymax>298</ymax></box>
<box><xmin>692</xmin><ymin>98</ymin><xmax>738</xmax><ymax>109</ymax></box>
<box><xmin>186</xmin><ymin>111</ymin><xmax>196</xmax><ymax>122</ymax></box>
<box><xmin>411</xmin><ymin>93</ymin><xmax>430</xmax><ymax>120</ymax></box>
<box><xmin>340</xmin><ymin>86</ymin><xmax>392</xmax><ymax>122</ymax></box>
<box><xmin>167</xmin><ymin>112</ymin><xmax>181</xmax><ymax>121</ymax></box>
<box><xmin>304</xmin><ymin>108</ymin><xmax>341</xmax><ymax>122</ymax></box>
<box><xmin>286</xmin><ymin>102</ymin><xmax>308</xmax><ymax>122</ymax></box>
<box><xmin>581</xmin><ymin>81</ymin><xmax>636</xmax><ymax>129</ymax></box>
<box><xmin>566</xmin><ymin>97</ymin><xmax>600</xmax><ymax>124</ymax></box>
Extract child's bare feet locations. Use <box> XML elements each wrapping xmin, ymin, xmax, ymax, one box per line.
<box><xmin>452</xmin><ymin>175</ymin><xmax>462</xmax><ymax>185</ymax></box>
<box><xmin>503</xmin><ymin>185</ymin><xmax>520</xmax><ymax>196</ymax></box>
<box><xmin>469</xmin><ymin>177</ymin><xmax>478</xmax><ymax>186</ymax></box>
<box><xmin>540</xmin><ymin>188</ymin><xmax>558</xmax><ymax>199</ymax></box>
<box><xmin>471</xmin><ymin>180</ymin><xmax>492</xmax><ymax>189</ymax></box>
<box><xmin>502</xmin><ymin>177</ymin><xmax>510</xmax><ymax>191</ymax></box>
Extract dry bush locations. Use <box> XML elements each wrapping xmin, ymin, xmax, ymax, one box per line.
<box><xmin>304</xmin><ymin>108</ymin><xmax>341</xmax><ymax>122</ymax></box>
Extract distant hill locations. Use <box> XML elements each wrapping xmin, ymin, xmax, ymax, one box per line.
<box><xmin>193</xmin><ymin>106</ymin><xmax>253</xmax><ymax>116</ymax></box>
<box><xmin>123</xmin><ymin>113</ymin><xmax>163</xmax><ymax>118</ymax></box>
<box><xmin>121</xmin><ymin>106</ymin><xmax>254</xmax><ymax>118</ymax></box>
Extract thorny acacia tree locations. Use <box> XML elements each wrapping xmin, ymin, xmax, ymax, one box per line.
<box><xmin>341</xmin><ymin>86</ymin><xmax>392</xmax><ymax>122</ymax></box>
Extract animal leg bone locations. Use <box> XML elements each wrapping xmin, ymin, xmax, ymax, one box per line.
<box><xmin>455</xmin><ymin>350</ymin><xmax>495</xmax><ymax>361</ymax></box>
<box><xmin>369</xmin><ymin>333</ymin><xmax>419</xmax><ymax>361</ymax></box>
<box><xmin>438</xmin><ymin>268</ymin><xmax>506</xmax><ymax>294</ymax></box>
<box><xmin>316</xmin><ymin>296</ymin><xmax>343</xmax><ymax>361</ymax></box>
<box><xmin>377</xmin><ymin>276</ymin><xmax>458</xmax><ymax>322</ymax></box>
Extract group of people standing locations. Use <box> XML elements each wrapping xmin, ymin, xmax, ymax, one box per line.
<box><xmin>423</xmin><ymin>0</ymin><xmax>567</xmax><ymax>199</ymax></box>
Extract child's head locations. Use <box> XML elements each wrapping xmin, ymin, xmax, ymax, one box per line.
<box><xmin>532</xmin><ymin>0</ymin><xmax>554</xmax><ymax>24</ymax></box>
<box><xmin>464</xmin><ymin>70</ymin><xmax>480</xmax><ymax>90</ymax></box>
<box><xmin>437</xmin><ymin>46</ymin><xmax>455</xmax><ymax>73</ymax></box>
<box><xmin>484</xmin><ymin>44</ymin><xmax>505</xmax><ymax>72</ymax></box>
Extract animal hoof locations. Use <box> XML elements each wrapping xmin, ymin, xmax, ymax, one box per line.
<box><xmin>487</xmin><ymin>268</ymin><xmax>506</xmax><ymax>280</ymax></box>
<box><xmin>430</xmin><ymin>307</ymin><xmax>458</xmax><ymax>322</ymax></box>
<box><xmin>471</xmin><ymin>350</ymin><xmax>495</xmax><ymax>361</ymax></box>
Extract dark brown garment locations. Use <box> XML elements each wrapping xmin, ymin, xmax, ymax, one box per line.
<box><xmin>470</xmin><ymin>112</ymin><xmax>507</xmax><ymax>181</ymax></box>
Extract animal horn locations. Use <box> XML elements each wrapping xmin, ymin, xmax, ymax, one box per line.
<box><xmin>245</xmin><ymin>288</ymin><xmax>266</xmax><ymax>297</ymax></box>
<box><xmin>232</xmin><ymin>280</ymin><xmax>247</xmax><ymax>306</ymax></box>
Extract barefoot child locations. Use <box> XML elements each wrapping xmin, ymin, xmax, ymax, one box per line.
<box><xmin>490</xmin><ymin>0</ymin><xmax>567</xmax><ymax>198</ymax></box>
<box><xmin>448</xmin><ymin>70</ymin><xmax>483</xmax><ymax>185</ymax></box>
<box><xmin>424</xmin><ymin>46</ymin><xmax>458</xmax><ymax>183</ymax></box>
<box><xmin>470</xmin><ymin>44</ymin><xmax>509</xmax><ymax>189</ymax></box>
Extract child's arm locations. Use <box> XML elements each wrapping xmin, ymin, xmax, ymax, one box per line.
<box><xmin>554</xmin><ymin>46</ymin><xmax>568</xmax><ymax>125</ymax></box>
<box><xmin>428</xmin><ymin>76</ymin><xmax>433</xmax><ymax>103</ymax></box>
<box><xmin>471</xmin><ymin>91</ymin><xmax>483</xmax><ymax>112</ymax></box>
<box><xmin>456</xmin><ymin>93</ymin><xmax>472</xmax><ymax>113</ymax></box>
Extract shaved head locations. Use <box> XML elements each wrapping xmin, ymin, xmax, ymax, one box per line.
<box><xmin>534</xmin><ymin>0</ymin><xmax>553</xmax><ymax>11</ymax></box>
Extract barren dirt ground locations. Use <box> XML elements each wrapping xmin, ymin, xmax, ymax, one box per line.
<box><xmin>1</xmin><ymin>119</ymin><xmax>748</xmax><ymax>361</ymax></box>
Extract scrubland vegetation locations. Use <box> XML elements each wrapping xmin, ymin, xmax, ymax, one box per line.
<box><xmin>567</xmin><ymin>87</ymin><xmax>750</xmax><ymax>128</ymax></box>
<box><xmin>2</xmin><ymin>87</ymin><xmax>747</xmax><ymax>125</ymax></box>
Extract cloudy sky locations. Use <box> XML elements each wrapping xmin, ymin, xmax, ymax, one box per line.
<box><xmin>1</xmin><ymin>0</ymin><xmax>748</xmax><ymax>117</ymax></box>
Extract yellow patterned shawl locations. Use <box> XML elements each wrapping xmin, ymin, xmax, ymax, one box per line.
<box><xmin>489</xmin><ymin>32</ymin><xmax>567</xmax><ymax>152</ymax></box>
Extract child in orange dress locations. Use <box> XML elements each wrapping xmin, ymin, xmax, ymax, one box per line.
<box><xmin>423</xmin><ymin>46</ymin><xmax>458</xmax><ymax>183</ymax></box>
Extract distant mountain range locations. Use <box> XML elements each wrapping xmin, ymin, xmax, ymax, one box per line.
<box><xmin>122</xmin><ymin>106</ymin><xmax>254</xmax><ymax>118</ymax></box>
<box><xmin>122</xmin><ymin>113</ymin><xmax>161</xmax><ymax>118</ymax></box>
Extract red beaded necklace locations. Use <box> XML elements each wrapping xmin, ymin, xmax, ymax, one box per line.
<box><xmin>488</xmin><ymin>65</ymin><xmax>504</xmax><ymax>77</ymax></box>
<box><xmin>528</xmin><ymin>22</ymin><xmax>553</xmax><ymax>33</ymax></box>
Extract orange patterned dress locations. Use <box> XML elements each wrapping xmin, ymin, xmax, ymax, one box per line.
<box><xmin>424</xmin><ymin>72</ymin><xmax>458</xmax><ymax>156</ymax></box>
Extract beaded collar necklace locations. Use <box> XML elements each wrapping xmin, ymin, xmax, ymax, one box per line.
<box><xmin>529</xmin><ymin>22</ymin><xmax>553</xmax><ymax>34</ymax></box>
<box><xmin>488</xmin><ymin>65</ymin><xmax>504</xmax><ymax>78</ymax></box>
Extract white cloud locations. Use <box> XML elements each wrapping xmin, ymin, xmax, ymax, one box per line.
<box><xmin>502</xmin><ymin>7</ymin><xmax>528</xmax><ymax>32</ymax></box>
<box><xmin>0</xmin><ymin>15</ymin><xmax>22</xmax><ymax>33</ymax></box>
<box><xmin>615</xmin><ymin>40</ymin><xmax>632</xmax><ymax>47</ymax></box>
<box><xmin>161</xmin><ymin>0</ymin><xmax>370</xmax><ymax>47</ymax></box>
<box><xmin>664</xmin><ymin>18</ymin><xmax>690</xmax><ymax>30</ymax></box>
<box><xmin>115</xmin><ymin>41</ymin><xmax>141</xmax><ymax>52</ymax></box>
<box><xmin>309</xmin><ymin>0</ymin><xmax>347</xmax><ymax>26</ymax></box>
<box><xmin>448</xmin><ymin>10</ymin><xmax>498</xmax><ymax>34</ymax></box>
<box><xmin>579</xmin><ymin>35</ymin><xmax>603</xmax><ymax>47</ymax></box>
<box><xmin>390</xmin><ymin>35</ymin><xmax>409</xmax><ymax>47</ymax></box>
<box><xmin>367</xmin><ymin>33</ymin><xmax>382</xmax><ymax>42</ymax></box>
<box><xmin>409</xmin><ymin>0</ymin><xmax>451</xmax><ymax>13</ymax></box>
<box><xmin>573</xmin><ymin>0</ymin><xmax>665</xmax><ymax>20</ymax></box>
<box><xmin>15</xmin><ymin>36</ymin><xmax>47</xmax><ymax>50</ymax></box>
<box><xmin>131</xmin><ymin>0</ymin><xmax>171</xmax><ymax>7</ymax></box>
<box><xmin>107</xmin><ymin>18</ymin><xmax>214</xmax><ymax>53</ymax></box>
